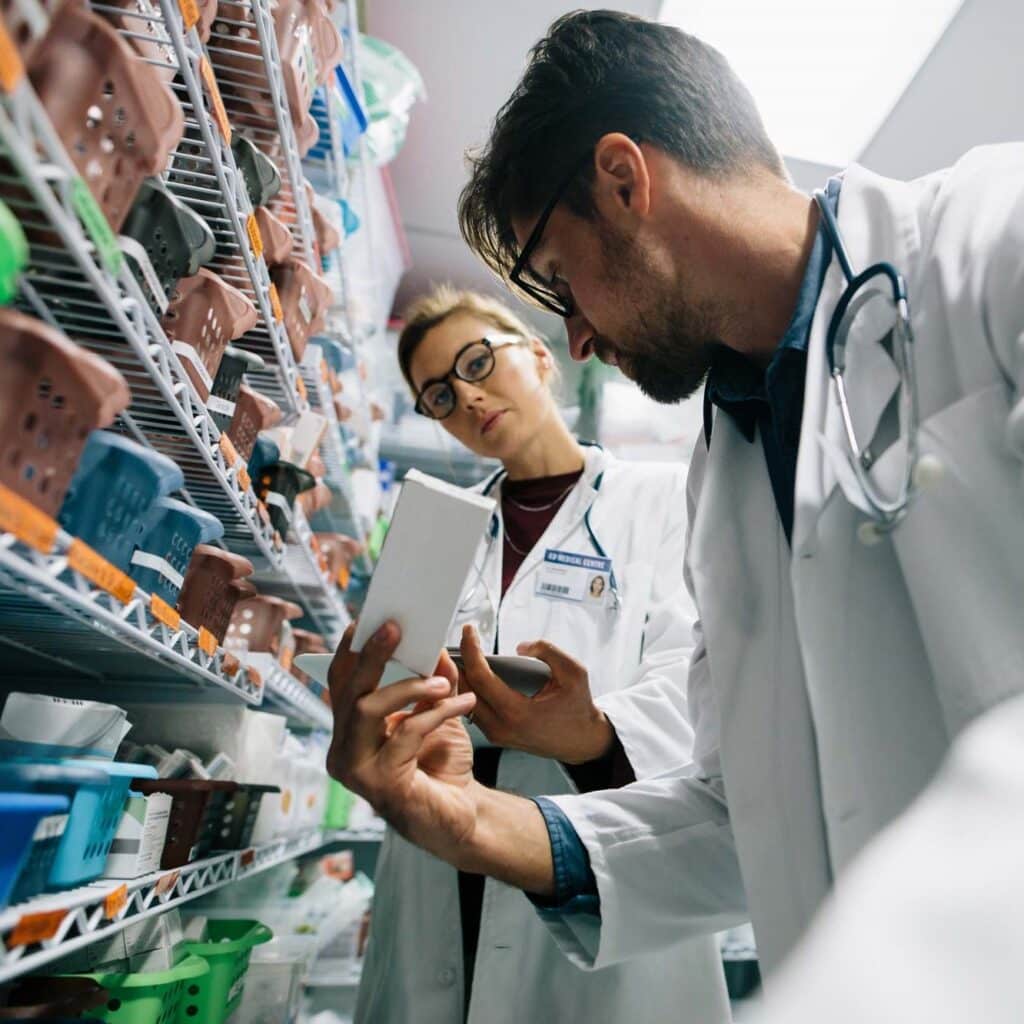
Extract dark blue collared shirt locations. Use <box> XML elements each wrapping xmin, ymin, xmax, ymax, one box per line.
<box><xmin>527</xmin><ymin>180</ymin><xmax>842</xmax><ymax>917</ymax></box>
<box><xmin>703</xmin><ymin>177</ymin><xmax>840</xmax><ymax>541</ymax></box>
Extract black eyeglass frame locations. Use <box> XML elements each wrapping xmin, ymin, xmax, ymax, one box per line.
<box><xmin>412</xmin><ymin>334</ymin><xmax>526</xmax><ymax>419</ymax></box>
<box><xmin>508</xmin><ymin>152</ymin><xmax>593</xmax><ymax>318</ymax></box>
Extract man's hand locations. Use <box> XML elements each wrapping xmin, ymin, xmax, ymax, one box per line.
<box><xmin>325</xmin><ymin>620</ymin><xmax>482</xmax><ymax>863</ymax></box>
<box><xmin>459</xmin><ymin>625</ymin><xmax>614</xmax><ymax>764</ymax></box>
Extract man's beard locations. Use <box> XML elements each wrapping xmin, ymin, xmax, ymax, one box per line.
<box><xmin>596</xmin><ymin>223</ymin><xmax>721</xmax><ymax>404</ymax></box>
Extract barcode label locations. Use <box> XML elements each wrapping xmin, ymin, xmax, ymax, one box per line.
<box><xmin>540</xmin><ymin>583</ymin><xmax>570</xmax><ymax>595</ymax></box>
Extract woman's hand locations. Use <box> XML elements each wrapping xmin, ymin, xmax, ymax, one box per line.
<box><xmin>458</xmin><ymin>625</ymin><xmax>614</xmax><ymax>765</ymax></box>
<box><xmin>325</xmin><ymin>621</ymin><xmax>483</xmax><ymax>863</ymax></box>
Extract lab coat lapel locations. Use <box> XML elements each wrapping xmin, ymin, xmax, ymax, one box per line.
<box><xmin>793</xmin><ymin>165</ymin><xmax>917</xmax><ymax>554</ymax></box>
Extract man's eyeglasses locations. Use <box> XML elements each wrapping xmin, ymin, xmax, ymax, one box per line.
<box><xmin>413</xmin><ymin>334</ymin><xmax>527</xmax><ymax>420</ymax></box>
<box><xmin>508</xmin><ymin>153</ymin><xmax>592</xmax><ymax>319</ymax></box>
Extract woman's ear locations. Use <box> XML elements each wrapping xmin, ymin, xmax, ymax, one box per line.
<box><xmin>530</xmin><ymin>338</ymin><xmax>553</xmax><ymax>379</ymax></box>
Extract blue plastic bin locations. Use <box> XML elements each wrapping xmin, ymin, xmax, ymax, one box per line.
<box><xmin>0</xmin><ymin>792</ymin><xmax>69</xmax><ymax>909</ymax></box>
<box><xmin>1</xmin><ymin>760</ymin><xmax>158</xmax><ymax>890</ymax></box>
<box><xmin>59</xmin><ymin>432</ymin><xmax>184</xmax><ymax>572</ymax></box>
<box><xmin>130</xmin><ymin>497</ymin><xmax>224</xmax><ymax>605</ymax></box>
<box><xmin>0</xmin><ymin>762</ymin><xmax>106</xmax><ymax>903</ymax></box>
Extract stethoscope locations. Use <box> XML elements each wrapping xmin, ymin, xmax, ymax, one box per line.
<box><xmin>457</xmin><ymin>449</ymin><xmax>622</xmax><ymax>616</ymax></box>
<box><xmin>813</xmin><ymin>188</ymin><xmax>943</xmax><ymax>545</ymax></box>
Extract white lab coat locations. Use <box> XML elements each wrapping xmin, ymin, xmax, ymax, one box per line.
<box><xmin>355</xmin><ymin>446</ymin><xmax>731</xmax><ymax>1024</ymax></box>
<box><xmin>536</xmin><ymin>145</ymin><xmax>1024</xmax><ymax>979</ymax></box>
<box><xmin>753</xmin><ymin>690</ymin><xmax>1024</xmax><ymax>1024</ymax></box>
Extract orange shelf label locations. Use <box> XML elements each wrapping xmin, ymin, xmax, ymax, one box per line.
<box><xmin>237</xmin><ymin>466</ymin><xmax>251</xmax><ymax>492</ymax></box>
<box><xmin>246</xmin><ymin>213</ymin><xmax>263</xmax><ymax>259</ymax></box>
<box><xmin>155</xmin><ymin>870</ymin><xmax>180</xmax><ymax>896</ymax></box>
<box><xmin>280</xmin><ymin>647</ymin><xmax>293</xmax><ymax>672</ymax></box>
<box><xmin>150</xmin><ymin>595</ymin><xmax>181</xmax><ymax>630</ymax></box>
<box><xmin>104</xmin><ymin>884</ymin><xmax>128</xmax><ymax>920</ymax></box>
<box><xmin>0</xmin><ymin>19</ymin><xmax>24</xmax><ymax>93</ymax></box>
<box><xmin>240</xmin><ymin>848</ymin><xmax>255</xmax><ymax>867</ymax></box>
<box><xmin>197</xmin><ymin>626</ymin><xmax>217</xmax><ymax>656</ymax></box>
<box><xmin>177</xmin><ymin>0</ymin><xmax>200</xmax><ymax>30</ymax></box>
<box><xmin>246</xmin><ymin>666</ymin><xmax>262</xmax><ymax>688</ymax></box>
<box><xmin>0</xmin><ymin>484</ymin><xmax>58</xmax><ymax>554</ymax></box>
<box><xmin>337</xmin><ymin>565</ymin><xmax>351</xmax><ymax>590</ymax></box>
<box><xmin>281</xmin><ymin>790</ymin><xmax>293</xmax><ymax>814</ymax></box>
<box><xmin>222</xmin><ymin>652</ymin><xmax>240</xmax><ymax>675</ymax></box>
<box><xmin>8</xmin><ymin>907</ymin><xmax>67</xmax><ymax>947</ymax></box>
<box><xmin>199</xmin><ymin>57</ymin><xmax>231</xmax><ymax>143</ymax></box>
<box><xmin>219</xmin><ymin>433</ymin><xmax>239</xmax><ymax>467</ymax></box>
<box><xmin>295</xmin><ymin>376</ymin><xmax>308</xmax><ymax>401</ymax></box>
<box><xmin>69</xmin><ymin>540</ymin><xmax>135</xmax><ymax>603</ymax></box>
<box><xmin>319</xmin><ymin>359</ymin><xmax>329</xmax><ymax>382</ymax></box>
<box><xmin>268</xmin><ymin>283</ymin><xmax>284</xmax><ymax>322</ymax></box>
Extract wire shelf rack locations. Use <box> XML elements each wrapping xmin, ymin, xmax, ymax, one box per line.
<box><xmin>0</xmin><ymin>827</ymin><xmax>343</xmax><ymax>983</ymax></box>
<box><xmin>247</xmin><ymin>650</ymin><xmax>333</xmax><ymax>730</ymax></box>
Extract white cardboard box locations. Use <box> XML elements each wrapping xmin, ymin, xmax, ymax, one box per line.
<box><xmin>102</xmin><ymin>792</ymin><xmax>172</xmax><ymax>879</ymax></box>
<box><xmin>351</xmin><ymin>469</ymin><xmax>494</xmax><ymax>676</ymax></box>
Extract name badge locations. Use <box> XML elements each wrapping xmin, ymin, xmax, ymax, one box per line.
<box><xmin>535</xmin><ymin>548</ymin><xmax>613</xmax><ymax>606</ymax></box>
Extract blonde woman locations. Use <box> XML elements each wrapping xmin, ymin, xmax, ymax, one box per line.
<box><xmin>355</xmin><ymin>287</ymin><xmax>729</xmax><ymax>1024</ymax></box>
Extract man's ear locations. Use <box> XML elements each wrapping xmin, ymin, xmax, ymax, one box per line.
<box><xmin>592</xmin><ymin>133</ymin><xmax>651</xmax><ymax>223</ymax></box>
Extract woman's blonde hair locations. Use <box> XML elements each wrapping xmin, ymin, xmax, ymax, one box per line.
<box><xmin>397</xmin><ymin>284</ymin><xmax>558</xmax><ymax>394</ymax></box>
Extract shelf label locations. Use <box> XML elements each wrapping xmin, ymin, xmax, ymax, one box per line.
<box><xmin>337</xmin><ymin>564</ymin><xmax>350</xmax><ymax>590</ymax></box>
<box><xmin>240</xmin><ymin>848</ymin><xmax>255</xmax><ymax>867</ymax></box>
<box><xmin>280</xmin><ymin>647</ymin><xmax>293</xmax><ymax>672</ymax></box>
<box><xmin>219</xmin><ymin>433</ymin><xmax>239</xmax><ymax>467</ymax></box>
<box><xmin>246</xmin><ymin>213</ymin><xmax>263</xmax><ymax>259</ymax></box>
<box><xmin>295</xmin><ymin>376</ymin><xmax>308</xmax><ymax>401</ymax></box>
<box><xmin>207</xmin><ymin>395</ymin><xmax>236</xmax><ymax>419</ymax></box>
<box><xmin>155</xmin><ymin>869</ymin><xmax>180</xmax><ymax>896</ymax></box>
<box><xmin>8</xmin><ymin>907</ymin><xmax>67</xmax><ymax>947</ymax></box>
<box><xmin>177</xmin><ymin>0</ymin><xmax>200</xmax><ymax>30</ymax></box>
<box><xmin>150</xmin><ymin>594</ymin><xmax>182</xmax><ymax>631</ymax></box>
<box><xmin>104</xmin><ymin>884</ymin><xmax>128</xmax><ymax>919</ymax></box>
<box><xmin>245</xmin><ymin>666</ymin><xmax>262</xmax><ymax>688</ymax></box>
<box><xmin>0</xmin><ymin>18</ymin><xmax>24</xmax><ymax>93</ymax></box>
<box><xmin>320</xmin><ymin>359</ymin><xmax>329</xmax><ymax>382</ymax></box>
<box><xmin>0</xmin><ymin>484</ymin><xmax>58</xmax><ymax>554</ymax></box>
<box><xmin>222</xmin><ymin>652</ymin><xmax>240</xmax><ymax>675</ymax></box>
<box><xmin>237</xmin><ymin>466</ymin><xmax>252</xmax><ymax>492</ymax></box>
<box><xmin>268</xmin><ymin>282</ymin><xmax>284</xmax><ymax>322</ymax></box>
<box><xmin>68</xmin><ymin>539</ymin><xmax>135</xmax><ymax>603</ymax></box>
<box><xmin>199</xmin><ymin>56</ymin><xmax>232</xmax><ymax>144</ymax></box>
<box><xmin>71</xmin><ymin>178</ymin><xmax>123</xmax><ymax>275</ymax></box>
<box><xmin>198</xmin><ymin>626</ymin><xmax>218</xmax><ymax>656</ymax></box>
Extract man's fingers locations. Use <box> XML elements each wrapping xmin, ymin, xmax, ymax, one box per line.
<box><xmin>516</xmin><ymin>639</ymin><xmax>586</xmax><ymax>681</ymax></box>
<box><xmin>357</xmin><ymin>676</ymin><xmax>451</xmax><ymax>720</ymax></box>
<box><xmin>434</xmin><ymin>648</ymin><xmax>459</xmax><ymax>689</ymax></box>
<box><xmin>328</xmin><ymin>620</ymin><xmax>401</xmax><ymax>716</ymax></box>
<box><xmin>379</xmin><ymin>693</ymin><xmax>476</xmax><ymax>769</ymax></box>
<box><xmin>461</xmin><ymin>624</ymin><xmax>519</xmax><ymax>712</ymax></box>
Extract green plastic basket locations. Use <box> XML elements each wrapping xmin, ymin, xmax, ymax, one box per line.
<box><xmin>178</xmin><ymin>919</ymin><xmax>272</xmax><ymax>1024</ymax></box>
<box><xmin>80</xmin><ymin>953</ymin><xmax>209</xmax><ymax>1024</ymax></box>
<box><xmin>323</xmin><ymin>778</ymin><xmax>354</xmax><ymax>829</ymax></box>
<box><xmin>0</xmin><ymin>198</ymin><xmax>28</xmax><ymax>304</ymax></box>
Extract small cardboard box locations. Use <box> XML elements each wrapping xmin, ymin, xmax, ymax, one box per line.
<box><xmin>102</xmin><ymin>792</ymin><xmax>172</xmax><ymax>879</ymax></box>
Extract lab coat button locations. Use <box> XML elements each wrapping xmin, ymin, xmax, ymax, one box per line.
<box><xmin>436</xmin><ymin>967</ymin><xmax>456</xmax><ymax>987</ymax></box>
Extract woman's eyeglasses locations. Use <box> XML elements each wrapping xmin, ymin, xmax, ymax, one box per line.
<box><xmin>413</xmin><ymin>334</ymin><xmax>527</xmax><ymax>420</ymax></box>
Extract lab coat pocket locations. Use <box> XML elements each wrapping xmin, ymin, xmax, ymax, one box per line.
<box><xmin>875</xmin><ymin>381</ymin><xmax>1024</xmax><ymax>732</ymax></box>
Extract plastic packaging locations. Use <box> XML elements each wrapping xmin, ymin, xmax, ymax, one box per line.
<box><xmin>130</xmin><ymin>497</ymin><xmax>225</xmax><ymax>605</ymax></box>
<box><xmin>225</xmin><ymin>595</ymin><xmax>302</xmax><ymax>658</ymax></box>
<box><xmin>176</xmin><ymin>545</ymin><xmax>254</xmax><ymax>642</ymax></box>
<box><xmin>268</xmin><ymin>260</ymin><xmax>332</xmax><ymax>360</ymax></box>
<box><xmin>179</xmin><ymin>918</ymin><xmax>272</xmax><ymax>1024</ymax></box>
<box><xmin>121</xmin><ymin>178</ymin><xmax>216</xmax><ymax>313</ymax></box>
<box><xmin>0</xmin><ymin>693</ymin><xmax>130</xmax><ymax>762</ymax></box>
<box><xmin>226</xmin><ymin>386</ymin><xmax>282</xmax><ymax>463</ymax></box>
<box><xmin>231</xmin><ymin>136</ymin><xmax>281</xmax><ymax>207</ymax></box>
<box><xmin>27</xmin><ymin>0</ymin><xmax>184</xmax><ymax>231</ymax></box>
<box><xmin>161</xmin><ymin>270</ymin><xmax>258</xmax><ymax>402</ymax></box>
<box><xmin>130</xmin><ymin>779</ymin><xmax>237</xmax><ymax>868</ymax></box>
<box><xmin>58</xmin><ymin>431</ymin><xmax>184</xmax><ymax>572</ymax></box>
<box><xmin>0</xmin><ymin>198</ymin><xmax>28</xmax><ymax>304</ymax></box>
<box><xmin>231</xmin><ymin>935</ymin><xmax>315</xmax><ymax>1024</ymax></box>
<box><xmin>209</xmin><ymin>346</ymin><xmax>265</xmax><ymax>433</ymax></box>
<box><xmin>357</xmin><ymin>33</ymin><xmax>425</xmax><ymax>165</ymax></box>
<box><xmin>254</xmin><ymin>462</ymin><xmax>316</xmax><ymax>536</ymax></box>
<box><xmin>253</xmin><ymin>206</ymin><xmax>293</xmax><ymax>267</ymax></box>
<box><xmin>0</xmin><ymin>309</ymin><xmax>131</xmax><ymax>516</ymax></box>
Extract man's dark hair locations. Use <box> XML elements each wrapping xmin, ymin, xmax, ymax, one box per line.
<box><xmin>458</xmin><ymin>9</ymin><xmax>784</xmax><ymax>285</ymax></box>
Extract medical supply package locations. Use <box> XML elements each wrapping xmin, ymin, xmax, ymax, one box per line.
<box><xmin>351</xmin><ymin>469</ymin><xmax>495</xmax><ymax>676</ymax></box>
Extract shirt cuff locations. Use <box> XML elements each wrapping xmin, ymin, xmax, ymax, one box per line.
<box><xmin>563</xmin><ymin>729</ymin><xmax>637</xmax><ymax>793</ymax></box>
<box><xmin>526</xmin><ymin>796</ymin><xmax>600</xmax><ymax>914</ymax></box>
